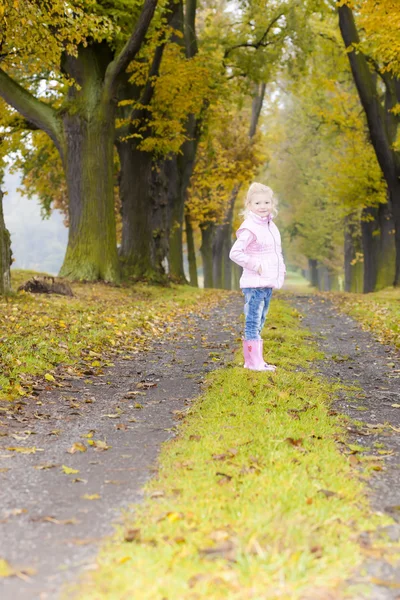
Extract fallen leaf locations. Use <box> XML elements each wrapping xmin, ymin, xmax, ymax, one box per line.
<box><xmin>136</xmin><ymin>382</ymin><xmax>157</xmax><ymax>389</ymax></box>
<box><xmin>67</xmin><ymin>442</ymin><xmax>87</xmax><ymax>454</ymax></box>
<box><xmin>82</xmin><ymin>494</ymin><xmax>100</xmax><ymax>500</ymax></box>
<box><xmin>285</xmin><ymin>437</ymin><xmax>304</xmax><ymax>447</ymax></box>
<box><xmin>198</xmin><ymin>540</ymin><xmax>236</xmax><ymax>561</ymax></box>
<box><xmin>124</xmin><ymin>528</ymin><xmax>141</xmax><ymax>542</ymax></box>
<box><xmin>318</xmin><ymin>489</ymin><xmax>338</xmax><ymax>498</ymax></box>
<box><xmin>150</xmin><ymin>490</ymin><xmax>165</xmax><ymax>498</ymax></box>
<box><xmin>34</xmin><ymin>464</ymin><xmax>58</xmax><ymax>470</ymax></box>
<box><xmin>6</xmin><ymin>446</ymin><xmax>43</xmax><ymax>454</ymax></box>
<box><xmin>87</xmin><ymin>440</ymin><xmax>110</xmax><ymax>451</ymax></box>
<box><xmin>62</xmin><ymin>465</ymin><xmax>79</xmax><ymax>475</ymax></box>
<box><xmin>44</xmin><ymin>373</ymin><xmax>55</xmax><ymax>382</ymax></box>
<box><xmin>43</xmin><ymin>516</ymin><xmax>79</xmax><ymax>525</ymax></box>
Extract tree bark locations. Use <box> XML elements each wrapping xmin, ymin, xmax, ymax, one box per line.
<box><xmin>344</xmin><ymin>218</ymin><xmax>354</xmax><ymax>292</ymax></box>
<box><xmin>117</xmin><ymin>140</ymin><xmax>155</xmax><ymax>279</ymax></box>
<box><xmin>212</xmin><ymin>193</ymin><xmax>235</xmax><ymax>289</ymax></box>
<box><xmin>185</xmin><ymin>215</ymin><xmax>198</xmax><ymax>286</ymax></box>
<box><xmin>58</xmin><ymin>44</ymin><xmax>119</xmax><ymax>281</ymax></box>
<box><xmin>200</xmin><ymin>223</ymin><xmax>214</xmax><ymax>288</ymax></box>
<box><xmin>338</xmin><ymin>4</ymin><xmax>400</xmax><ymax>286</ymax></box>
<box><xmin>0</xmin><ymin>188</ymin><xmax>12</xmax><ymax>295</ymax></box>
<box><xmin>376</xmin><ymin>200</ymin><xmax>396</xmax><ymax>289</ymax></box>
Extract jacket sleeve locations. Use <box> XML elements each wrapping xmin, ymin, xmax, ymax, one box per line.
<box><xmin>229</xmin><ymin>228</ymin><xmax>260</xmax><ymax>271</ymax></box>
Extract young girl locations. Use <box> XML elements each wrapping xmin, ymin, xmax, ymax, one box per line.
<box><xmin>229</xmin><ymin>182</ymin><xmax>286</xmax><ymax>371</ymax></box>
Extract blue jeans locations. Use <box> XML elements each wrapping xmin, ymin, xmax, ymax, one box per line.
<box><xmin>242</xmin><ymin>287</ymin><xmax>273</xmax><ymax>340</ymax></box>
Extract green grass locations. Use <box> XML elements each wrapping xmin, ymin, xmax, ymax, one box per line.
<box><xmin>0</xmin><ymin>270</ymin><xmax>226</xmax><ymax>401</ymax></box>
<box><xmin>71</xmin><ymin>299</ymin><xmax>389</xmax><ymax>600</ymax></box>
<box><xmin>326</xmin><ymin>287</ymin><xmax>400</xmax><ymax>349</ymax></box>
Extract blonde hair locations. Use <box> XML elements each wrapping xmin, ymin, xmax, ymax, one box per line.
<box><xmin>242</xmin><ymin>182</ymin><xmax>278</xmax><ymax>218</ymax></box>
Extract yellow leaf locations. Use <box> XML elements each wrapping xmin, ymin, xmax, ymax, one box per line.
<box><xmin>62</xmin><ymin>465</ymin><xmax>79</xmax><ymax>475</ymax></box>
<box><xmin>67</xmin><ymin>442</ymin><xmax>87</xmax><ymax>454</ymax></box>
<box><xmin>0</xmin><ymin>559</ymin><xmax>14</xmax><ymax>578</ymax></box>
<box><xmin>6</xmin><ymin>446</ymin><xmax>43</xmax><ymax>454</ymax></box>
<box><xmin>44</xmin><ymin>373</ymin><xmax>55</xmax><ymax>382</ymax></box>
<box><xmin>82</xmin><ymin>493</ymin><xmax>101</xmax><ymax>500</ymax></box>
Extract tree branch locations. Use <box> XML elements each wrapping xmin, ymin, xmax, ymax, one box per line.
<box><xmin>104</xmin><ymin>0</ymin><xmax>159</xmax><ymax>100</ymax></box>
<box><xmin>0</xmin><ymin>68</ymin><xmax>62</xmax><ymax>149</ymax></box>
<box><xmin>224</xmin><ymin>13</ymin><xmax>284</xmax><ymax>58</ymax></box>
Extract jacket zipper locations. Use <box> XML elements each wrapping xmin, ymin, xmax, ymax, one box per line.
<box><xmin>268</xmin><ymin>222</ymin><xmax>279</xmax><ymax>284</ymax></box>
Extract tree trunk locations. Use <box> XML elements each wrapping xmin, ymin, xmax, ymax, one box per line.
<box><xmin>169</xmin><ymin>115</ymin><xmax>198</xmax><ymax>283</ymax></box>
<box><xmin>309</xmin><ymin>258</ymin><xmax>319</xmax><ymax>288</ymax></box>
<box><xmin>185</xmin><ymin>215</ymin><xmax>198</xmax><ymax>286</ymax></box>
<box><xmin>361</xmin><ymin>206</ymin><xmax>379</xmax><ymax>293</ymax></box>
<box><xmin>376</xmin><ymin>200</ymin><xmax>396</xmax><ymax>289</ymax></box>
<box><xmin>58</xmin><ymin>44</ymin><xmax>120</xmax><ymax>282</ymax></box>
<box><xmin>212</xmin><ymin>217</ymin><xmax>233</xmax><ymax>289</ymax></box>
<box><xmin>117</xmin><ymin>139</ymin><xmax>163</xmax><ymax>280</ymax></box>
<box><xmin>212</xmin><ymin>188</ymin><xmax>237</xmax><ymax>290</ymax></box>
<box><xmin>0</xmin><ymin>188</ymin><xmax>11</xmax><ymax>295</ymax></box>
<box><xmin>344</xmin><ymin>219</ymin><xmax>355</xmax><ymax>292</ymax></box>
<box><xmin>200</xmin><ymin>223</ymin><xmax>214</xmax><ymax>288</ymax></box>
<box><xmin>59</xmin><ymin>107</ymin><xmax>119</xmax><ymax>281</ymax></box>
<box><xmin>391</xmin><ymin>188</ymin><xmax>400</xmax><ymax>286</ymax></box>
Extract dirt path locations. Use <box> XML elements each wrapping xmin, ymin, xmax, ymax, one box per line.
<box><xmin>0</xmin><ymin>295</ymin><xmax>243</xmax><ymax>600</ymax></box>
<box><xmin>290</xmin><ymin>294</ymin><xmax>400</xmax><ymax>600</ymax></box>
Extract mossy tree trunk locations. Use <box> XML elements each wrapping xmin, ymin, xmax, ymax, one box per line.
<box><xmin>59</xmin><ymin>52</ymin><xmax>120</xmax><ymax>281</ymax></box>
<box><xmin>0</xmin><ymin>188</ymin><xmax>11</xmax><ymax>295</ymax></box>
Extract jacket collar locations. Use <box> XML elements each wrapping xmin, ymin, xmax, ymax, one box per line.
<box><xmin>249</xmin><ymin>210</ymin><xmax>273</xmax><ymax>225</ymax></box>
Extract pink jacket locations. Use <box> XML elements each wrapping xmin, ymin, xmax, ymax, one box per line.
<box><xmin>229</xmin><ymin>211</ymin><xmax>286</xmax><ymax>289</ymax></box>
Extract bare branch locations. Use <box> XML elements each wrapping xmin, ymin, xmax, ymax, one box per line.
<box><xmin>224</xmin><ymin>13</ymin><xmax>284</xmax><ymax>58</ymax></box>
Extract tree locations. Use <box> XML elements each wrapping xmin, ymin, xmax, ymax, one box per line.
<box><xmin>0</xmin><ymin>186</ymin><xmax>12</xmax><ymax>295</ymax></box>
<box><xmin>0</xmin><ymin>0</ymin><xmax>159</xmax><ymax>282</ymax></box>
<box><xmin>338</xmin><ymin>3</ymin><xmax>400</xmax><ymax>287</ymax></box>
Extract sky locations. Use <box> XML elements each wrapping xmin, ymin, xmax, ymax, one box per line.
<box><xmin>3</xmin><ymin>169</ymin><xmax>68</xmax><ymax>275</ymax></box>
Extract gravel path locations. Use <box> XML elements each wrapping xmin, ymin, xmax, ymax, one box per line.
<box><xmin>289</xmin><ymin>294</ymin><xmax>400</xmax><ymax>600</ymax></box>
<box><xmin>0</xmin><ymin>294</ymin><xmax>243</xmax><ymax>600</ymax></box>
<box><xmin>2</xmin><ymin>290</ymin><xmax>400</xmax><ymax>600</ymax></box>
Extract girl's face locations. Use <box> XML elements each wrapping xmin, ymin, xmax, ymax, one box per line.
<box><xmin>249</xmin><ymin>193</ymin><xmax>272</xmax><ymax>217</ymax></box>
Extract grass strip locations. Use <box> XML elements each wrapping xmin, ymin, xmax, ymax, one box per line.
<box><xmin>72</xmin><ymin>298</ymin><xmax>386</xmax><ymax>600</ymax></box>
<box><xmin>326</xmin><ymin>288</ymin><xmax>400</xmax><ymax>350</ymax></box>
<box><xmin>0</xmin><ymin>270</ymin><xmax>225</xmax><ymax>401</ymax></box>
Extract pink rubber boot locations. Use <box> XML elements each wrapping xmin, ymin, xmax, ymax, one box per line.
<box><xmin>243</xmin><ymin>340</ymin><xmax>276</xmax><ymax>371</ymax></box>
<box><xmin>259</xmin><ymin>339</ymin><xmax>276</xmax><ymax>371</ymax></box>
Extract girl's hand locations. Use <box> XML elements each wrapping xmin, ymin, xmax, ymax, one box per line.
<box><xmin>257</xmin><ymin>264</ymin><xmax>262</xmax><ymax>275</ymax></box>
